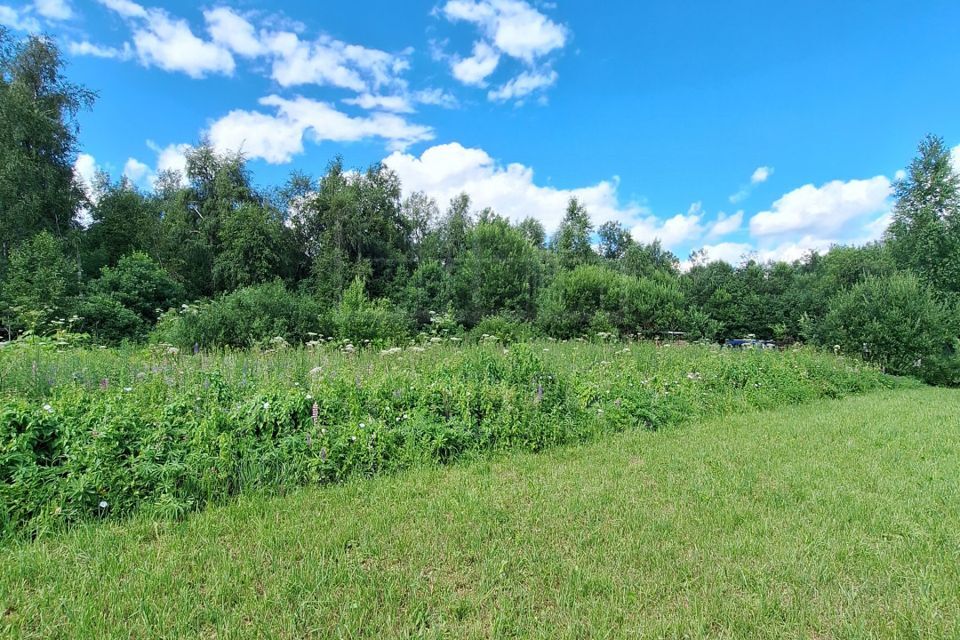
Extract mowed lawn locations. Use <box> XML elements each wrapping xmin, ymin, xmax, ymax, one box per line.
<box><xmin>2</xmin><ymin>388</ymin><xmax>959</xmax><ymax>639</ymax></box>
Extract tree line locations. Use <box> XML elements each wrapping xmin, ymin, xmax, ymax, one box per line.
<box><xmin>1</xmin><ymin>29</ymin><xmax>958</xmax><ymax>384</ymax></box>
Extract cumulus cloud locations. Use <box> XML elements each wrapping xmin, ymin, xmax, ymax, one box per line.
<box><xmin>707</xmin><ymin>210</ymin><xmax>743</xmax><ymax>238</ymax></box>
<box><xmin>122</xmin><ymin>157</ymin><xmax>151</xmax><ymax>184</ymax></box>
<box><xmin>88</xmin><ymin>2</ymin><xmax>413</xmax><ymax>92</ymax></box>
<box><xmin>207</xmin><ymin>95</ymin><xmax>434</xmax><ymax>164</ymax></box>
<box><xmin>442</xmin><ymin>0</ymin><xmax>567</xmax><ymax>62</ymax></box>
<box><xmin>73</xmin><ymin>153</ymin><xmax>100</xmax><ymax>201</ymax></box>
<box><xmin>749</xmin><ymin>176</ymin><xmax>892</xmax><ymax>238</ymax></box>
<box><xmin>451</xmin><ymin>40</ymin><xmax>501</xmax><ymax>86</ymax></box>
<box><xmin>385</xmin><ymin>142</ymin><xmax>647</xmax><ymax>232</ymax></box>
<box><xmin>440</xmin><ymin>0</ymin><xmax>568</xmax><ymax>102</ymax></box>
<box><xmin>629</xmin><ymin>203</ymin><xmax>705</xmax><ymax>247</ymax></box>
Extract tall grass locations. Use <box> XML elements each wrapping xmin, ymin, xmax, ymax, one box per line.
<box><xmin>0</xmin><ymin>338</ymin><xmax>901</xmax><ymax>538</ymax></box>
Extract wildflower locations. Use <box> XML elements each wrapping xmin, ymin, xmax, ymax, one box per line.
<box><xmin>42</xmin><ymin>403</ymin><xmax>53</xmax><ymax>413</ymax></box>
<box><xmin>123</xmin><ymin>387</ymin><xmax>132</xmax><ymax>392</ymax></box>
<box><xmin>686</xmin><ymin>372</ymin><xmax>702</xmax><ymax>381</ymax></box>
<box><xmin>263</xmin><ymin>401</ymin><xmax>271</xmax><ymax>410</ymax></box>
<box><xmin>320</xmin><ymin>447</ymin><xmax>328</xmax><ymax>461</ymax></box>
<box><xmin>98</xmin><ymin>500</ymin><xmax>109</xmax><ymax>509</ymax></box>
<box><xmin>350</xmin><ymin>435</ymin><xmax>357</xmax><ymax>442</ymax></box>
<box><xmin>100</xmin><ymin>378</ymin><xmax>109</xmax><ymax>390</ymax></box>
<box><xmin>309</xmin><ymin>366</ymin><xmax>323</xmax><ymax>376</ymax></box>
<box><xmin>306</xmin><ymin>394</ymin><xmax>313</xmax><ymax>400</ymax></box>
<box><xmin>312</xmin><ymin>402</ymin><xmax>319</xmax><ymax>425</ymax></box>
<box><xmin>359</xmin><ymin>422</ymin><xmax>365</xmax><ymax>429</ymax></box>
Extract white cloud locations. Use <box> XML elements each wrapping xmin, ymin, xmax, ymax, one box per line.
<box><xmin>488</xmin><ymin>68</ymin><xmax>557</xmax><ymax>101</ymax></box>
<box><xmin>442</xmin><ymin>0</ymin><xmax>568</xmax><ymax>62</ymax></box>
<box><xmin>343</xmin><ymin>93</ymin><xmax>413</xmax><ymax>113</ymax></box>
<box><xmin>707</xmin><ymin>210</ymin><xmax>743</xmax><ymax>238</ymax></box>
<box><xmin>0</xmin><ymin>5</ymin><xmax>40</xmax><ymax>31</ymax></box>
<box><xmin>122</xmin><ymin>157</ymin><xmax>151</xmax><ymax>184</ymax></box>
<box><xmin>688</xmin><ymin>235</ymin><xmax>836</xmax><ymax>269</ymax></box>
<box><xmin>440</xmin><ymin>0</ymin><xmax>567</xmax><ymax>101</ymax></box>
<box><xmin>894</xmin><ymin>169</ymin><xmax>907</xmax><ymax>181</ymax></box>
<box><xmin>629</xmin><ymin>203</ymin><xmax>705</xmax><ymax>248</ymax></box>
<box><xmin>207</xmin><ymin>95</ymin><xmax>434</xmax><ymax>164</ymax></box>
<box><xmin>98</xmin><ymin>0</ymin><xmax>146</xmax><ymax>19</ymax></box>
<box><xmin>69</xmin><ymin>40</ymin><xmax>132</xmax><ymax>59</ymax></box>
<box><xmin>730</xmin><ymin>165</ymin><xmax>774</xmax><ymax>203</ymax></box>
<box><xmin>132</xmin><ymin>10</ymin><xmax>235</xmax><ymax>78</ymax></box>
<box><xmin>384</xmin><ymin>142</ymin><xmax>646</xmax><ymax>233</ymax></box>
<box><xmin>33</xmin><ymin>0</ymin><xmax>71</xmax><ymax>20</ymax></box>
<box><xmin>751</xmin><ymin>166</ymin><xmax>773</xmax><ymax>184</ymax></box>
<box><xmin>73</xmin><ymin>153</ymin><xmax>100</xmax><ymax>202</ymax></box>
<box><xmin>749</xmin><ymin>176</ymin><xmax>892</xmax><ymax>238</ymax></box>
<box><xmin>204</xmin><ymin>7</ymin><xmax>264</xmax><ymax>58</ymax></box>
<box><xmin>413</xmin><ymin>88</ymin><xmax>459</xmax><ymax>108</ymax></box>
<box><xmin>451</xmin><ymin>41</ymin><xmax>500</xmax><ymax>86</ymax></box>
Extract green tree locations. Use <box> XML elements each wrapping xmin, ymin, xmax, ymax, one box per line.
<box><xmin>452</xmin><ymin>216</ymin><xmax>542</xmax><ymax>326</ymax></box>
<box><xmin>213</xmin><ymin>203</ymin><xmax>294</xmax><ymax>292</ymax></box>
<box><xmin>886</xmin><ymin>135</ymin><xmax>960</xmax><ymax>297</ymax></box>
<box><xmin>0</xmin><ymin>30</ymin><xmax>95</xmax><ymax>262</ymax></box>
<box><xmin>552</xmin><ymin>198</ymin><xmax>596</xmax><ymax>268</ymax></box>
<box><xmin>0</xmin><ymin>231</ymin><xmax>76</xmax><ymax>332</ymax></box>
<box><xmin>597</xmin><ymin>220</ymin><xmax>634</xmax><ymax>260</ymax></box>
<box><xmin>819</xmin><ymin>273</ymin><xmax>959</xmax><ymax>385</ymax></box>
<box><xmin>82</xmin><ymin>177</ymin><xmax>162</xmax><ymax>275</ymax></box>
<box><xmin>91</xmin><ymin>252</ymin><xmax>184</xmax><ymax>324</ymax></box>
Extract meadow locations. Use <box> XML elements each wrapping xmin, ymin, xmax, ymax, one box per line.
<box><xmin>0</xmin><ymin>338</ymin><xmax>898</xmax><ymax>538</ymax></box>
<box><xmin>1</xmin><ymin>387</ymin><xmax>957</xmax><ymax>638</ymax></box>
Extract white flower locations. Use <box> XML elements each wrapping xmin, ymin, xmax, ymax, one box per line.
<box><xmin>42</xmin><ymin>403</ymin><xmax>53</xmax><ymax>413</ymax></box>
<box><xmin>123</xmin><ymin>387</ymin><xmax>132</xmax><ymax>392</ymax></box>
<box><xmin>98</xmin><ymin>500</ymin><xmax>109</xmax><ymax>509</ymax></box>
<box><xmin>306</xmin><ymin>394</ymin><xmax>313</xmax><ymax>400</ymax></box>
<box><xmin>350</xmin><ymin>435</ymin><xmax>357</xmax><ymax>442</ymax></box>
<box><xmin>263</xmin><ymin>402</ymin><xmax>270</xmax><ymax>410</ymax></box>
<box><xmin>359</xmin><ymin>422</ymin><xmax>366</xmax><ymax>429</ymax></box>
<box><xmin>309</xmin><ymin>367</ymin><xmax>323</xmax><ymax>376</ymax></box>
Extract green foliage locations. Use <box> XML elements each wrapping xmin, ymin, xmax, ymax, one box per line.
<box><xmin>886</xmin><ymin>135</ymin><xmax>960</xmax><ymax>296</ymax></box>
<box><xmin>90</xmin><ymin>252</ymin><xmax>184</xmax><ymax>324</ymax></box>
<box><xmin>0</xmin><ymin>340</ymin><xmax>895</xmax><ymax>538</ymax></box>
<box><xmin>0</xmin><ymin>231</ymin><xmax>76</xmax><ymax>332</ymax></box>
<box><xmin>75</xmin><ymin>293</ymin><xmax>145</xmax><ymax>344</ymax></box>
<box><xmin>451</xmin><ymin>217</ymin><xmax>541</xmax><ymax>327</ymax></box>
<box><xmin>81</xmin><ymin>178</ymin><xmax>161</xmax><ymax>275</ymax></box>
<box><xmin>470</xmin><ymin>314</ymin><xmax>538</xmax><ymax>343</ymax></box>
<box><xmin>332</xmin><ymin>276</ymin><xmax>408</xmax><ymax>345</ymax></box>
<box><xmin>213</xmin><ymin>202</ymin><xmax>294</xmax><ymax>291</ymax></box>
<box><xmin>152</xmin><ymin>281</ymin><xmax>327</xmax><ymax>349</ymax></box>
<box><xmin>552</xmin><ymin>198</ymin><xmax>596</xmax><ymax>269</ymax></box>
<box><xmin>538</xmin><ymin>265</ymin><xmax>684</xmax><ymax>338</ymax></box>
<box><xmin>819</xmin><ymin>273</ymin><xmax>959</xmax><ymax>385</ymax></box>
<box><xmin>0</xmin><ymin>30</ymin><xmax>94</xmax><ymax>256</ymax></box>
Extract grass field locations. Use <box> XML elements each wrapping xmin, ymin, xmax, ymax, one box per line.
<box><xmin>2</xmin><ymin>387</ymin><xmax>958</xmax><ymax>638</ymax></box>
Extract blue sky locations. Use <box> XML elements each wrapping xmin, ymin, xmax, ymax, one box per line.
<box><xmin>4</xmin><ymin>0</ymin><xmax>960</xmax><ymax>264</ymax></box>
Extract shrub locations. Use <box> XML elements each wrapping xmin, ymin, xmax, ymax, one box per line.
<box><xmin>90</xmin><ymin>252</ymin><xmax>184</xmax><ymax>324</ymax></box>
<box><xmin>75</xmin><ymin>294</ymin><xmax>146</xmax><ymax>344</ymax></box>
<box><xmin>152</xmin><ymin>280</ymin><xmax>328</xmax><ymax>349</ymax></box>
<box><xmin>331</xmin><ymin>276</ymin><xmax>409</xmax><ymax>345</ymax></box>
<box><xmin>819</xmin><ymin>273</ymin><xmax>959</xmax><ymax>385</ymax></box>
<box><xmin>470</xmin><ymin>314</ymin><xmax>538</xmax><ymax>343</ymax></box>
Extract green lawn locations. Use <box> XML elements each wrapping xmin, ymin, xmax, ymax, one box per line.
<box><xmin>2</xmin><ymin>387</ymin><xmax>959</xmax><ymax>638</ymax></box>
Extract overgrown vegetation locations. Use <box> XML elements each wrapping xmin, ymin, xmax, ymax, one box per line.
<box><xmin>2</xmin><ymin>388</ymin><xmax>957</xmax><ymax>638</ymax></box>
<box><xmin>0</xmin><ymin>339</ymin><xmax>899</xmax><ymax>538</ymax></box>
<box><xmin>1</xmin><ymin>30</ymin><xmax>959</xmax><ymax>384</ymax></box>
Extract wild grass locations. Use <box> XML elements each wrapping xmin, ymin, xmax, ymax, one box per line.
<box><xmin>1</xmin><ymin>387</ymin><xmax>957</xmax><ymax>638</ymax></box>
<box><xmin>0</xmin><ymin>339</ymin><xmax>900</xmax><ymax>537</ymax></box>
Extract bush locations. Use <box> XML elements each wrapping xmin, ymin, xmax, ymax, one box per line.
<box><xmin>470</xmin><ymin>314</ymin><xmax>539</xmax><ymax>343</ymax></box>
<box><xmin>332</xmin><ymin>277</ymin><xmax>409</xmax><ymax>345</ymax></box>
<box><xmin>90</xmin><ymin>252</ymin><xmax>184</xmax><ymax>325</ymax></box>
<box><xmin>75</xmin><ymin>294</ymin><xmax>146</xmax><ymax>344</ymax></box>
<box><xmin>819</xmin><ymin>273</ymin><xmax>959</xmax><ymax>385</ymax></box>
<box><xmin>537</xmin><ymin>265</ymin><xmax>686</xmax><ymax>338</ymax></box>
<box><xmin>152</xmin><ymin>281</ymin><xmax>328</xmax><ymax>349</ymax></box>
